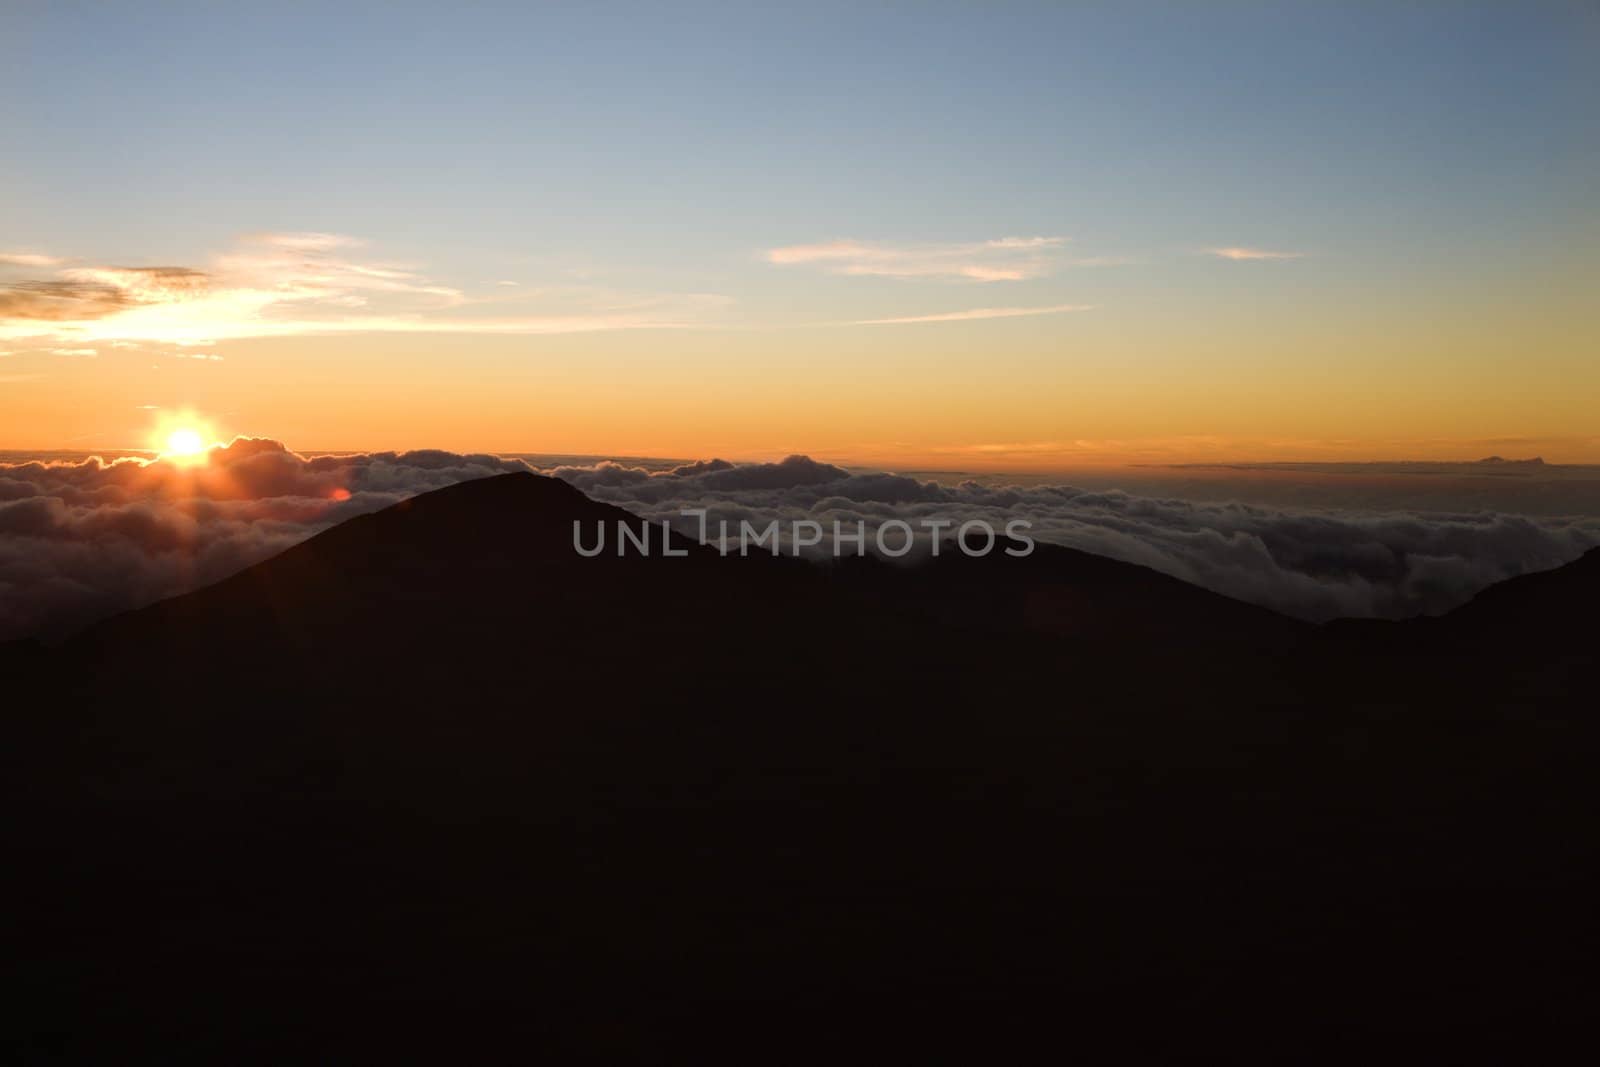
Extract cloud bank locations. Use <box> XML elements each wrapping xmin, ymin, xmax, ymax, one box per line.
<box><xmin>552</xmin><ymin>457</ymin><xmax>1600</xmax><ymax>622</ymax></box>
<box><xmin>7</xmin><ymin>442</ymin><xmax>1595</xmax><ymax>641</ymax></box>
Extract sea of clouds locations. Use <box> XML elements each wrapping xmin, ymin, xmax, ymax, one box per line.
<box><xmin>3</xmin><ymin>438</ymin><xmax>1597</xmax><ymax>641</ymax></box>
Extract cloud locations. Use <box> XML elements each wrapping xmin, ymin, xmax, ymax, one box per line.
<box><xmin>853</xmin><ymin>303</ymin><xmax>1093</xmax><ymax>325</ymax></box>
<box><xmin>0</xmin><ymin>440</ymin><xmax>534</xmax><ymax>641</ymax></box>
<box><xmin>767</xmin><ymin>236</ymin><xmax>1068</xmax><ymax>282</ymax></box>
<box><xmin>551</xmin><ymin>456</ymin><xmax>1600</xmax><ymax>622</ymax></box>
<box><xmin>0</xmin><ymin>252</ymin><xmax>64</xmax><ymax>268</ymax></box>
<box><xmin>0</xmin><ymin>279</ymin><xmax>132</xmax><ymax>322</ymax></box>
<box><xmin>5</xmin><ymin>444</ymin><xmax>1595</xmax><ymax>641</ymax></box>
<box><xmin>245</xmin><ymin>232</ymin><xmax>361</xmax><ymax>252</ymax></box>
<box><xmin>1210</xmin><ymin>247</ymin><xmax>1304</xmax><ymax>261</ymax></box>
<box><xmin>0</xmin><ymin>233</ymin><xmax>730</xmax><ymax>345</ymax></box>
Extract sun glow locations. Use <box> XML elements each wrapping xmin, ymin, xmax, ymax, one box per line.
<box><xmin>151</xmin><ymin>413</ymin><xmax>218</xmax><ymax>466</ymax></box>
<box><xmin>166</xmin><ymin>428</ymin><xmax>205</xmax><ymax>456</ymax></box>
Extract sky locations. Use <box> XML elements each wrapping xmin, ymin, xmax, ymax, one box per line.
<box><xmin>2</xmin><ymin>1</ymin><xmax>1597</xmax><ymax>467</ymax></box>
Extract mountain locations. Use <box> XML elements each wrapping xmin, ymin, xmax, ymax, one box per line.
<box><xmin>7</xmin><ymin>473</ymin><xmax>1596</xmax><ymax>1061</ymax></box>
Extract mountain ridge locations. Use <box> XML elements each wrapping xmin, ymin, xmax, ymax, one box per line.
<box><xmin>39</xmin><ymin>469</ymin><xmax>1600</xmax><ymax>657</ymax></box>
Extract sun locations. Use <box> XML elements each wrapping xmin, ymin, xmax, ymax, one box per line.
<box><xmin>165</xmin><ymin>428</ymin><xmax>206</xmax><ymax>456</ymax></box>
<box><xmin>150</xmin><ymin>412</ymin><xmax>219</xmax><ymax>466</ymax></box>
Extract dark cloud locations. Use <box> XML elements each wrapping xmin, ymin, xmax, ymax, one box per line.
<box><xmin>0</xmin><ymin>268</ymin><xmax>213</xmax><ymax>325</ymax></box>
<box><xmin>0</xmin><ymin>280</ymin><xmax>132</xmax><ymax>321</ymax></box>
<box><xmin>3</xmin><ymin>445</ymin><xmax>1597</xmax><ymax>641</ymax></box>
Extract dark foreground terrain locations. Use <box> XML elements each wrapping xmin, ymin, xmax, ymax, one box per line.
<box><xmin>6</xmin><ymin>473</ymin><xmax>1596</xmax><ymax>1061</ymax></box>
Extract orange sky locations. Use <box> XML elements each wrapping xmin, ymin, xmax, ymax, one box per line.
<box><xmin>4</xmin><ymin>260</ymin><xmax>1596</xmax><ymax>469</ymax></box>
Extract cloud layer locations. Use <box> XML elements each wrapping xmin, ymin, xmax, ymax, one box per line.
<box><xmin>552</xmin><ymin>457</ymin><xmax>1600</xmax><ymax>621</ymax></box>
<box><xmin>7</xmin><ymin>442</ymin><xmax>1594</xmax><ymax>641</ymax></box>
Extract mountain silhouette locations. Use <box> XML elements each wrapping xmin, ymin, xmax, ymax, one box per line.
<box><xmin>8</xmin><ymin>473</ymin><xmax>1596</xmax><ymax>1061</ymax></box>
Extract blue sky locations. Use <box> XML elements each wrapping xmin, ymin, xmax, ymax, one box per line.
<box><xmin>6</xmin><ymin>2</ymin><xmax>1593</xmax><ymax>272</ymax></box>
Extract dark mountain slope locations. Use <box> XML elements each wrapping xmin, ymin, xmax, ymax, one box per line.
<box><xmin>1435</xmin><ymin>543</ymin><xmax>1599</xmax><ymax>646</ymax></box>
<box><xmin>6</xmin><ymin>474</ymin><xmax>1595</xmax><ymax>1062</ymax></box>
<box><xmin>1323</xmin><ymin>545</ymin><xmax>1599</xmax><ymax>712</ymax></box>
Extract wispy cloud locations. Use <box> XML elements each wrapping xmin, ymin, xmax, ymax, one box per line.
<box><xmin>853</xmin><ymin>303</ymin><xmax>1092</xmax><ymax>325</ymax></box>
<box><xmin>0</xmin><ymin>233</ymin><xmax>730</xmax><ymax>344</ymax></box>
<box><xmin>244</xmin><ymin>232</ymin><xmax>361</xmax><ymax>252</ymax></box>
<box><xmin>924</xmin><ymin>435</ymin><xmax>1238</xmax><ymax>459</ymax></box>
<box><xmin>768</xmin><ymin>236</ymin><xmax>1068</xmax><ymax>282</ymax></box>
<box><xmin>1210</xmin><ymin>247</ymin><xmax>1303</xmax><ymax>261</ymax></box>
<box><xmin>0</xmin><ymin>252</ymin><xmax>64</xmax><ymax>268</ymax></box>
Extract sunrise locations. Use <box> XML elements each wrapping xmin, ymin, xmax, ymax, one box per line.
<box><xmin>5</xmin><ymin>2</ymin><xmax>1597</xmax><ymax>1061</ymax></box>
